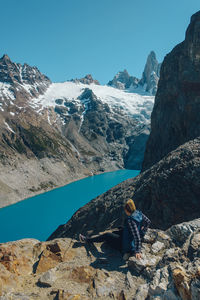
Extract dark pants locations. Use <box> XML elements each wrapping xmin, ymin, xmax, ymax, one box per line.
<box><xmin>87</xmin><ymin>230</ymin><xmax>123</xmax><ymax>252</ymax></box>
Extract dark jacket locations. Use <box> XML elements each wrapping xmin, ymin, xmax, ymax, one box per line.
<box><xmin>122</xmin><ymin>210</ymin><xmax>151</xmax><ymax>254</ymax></box>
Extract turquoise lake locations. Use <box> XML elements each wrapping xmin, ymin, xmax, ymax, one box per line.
<box><xmin>0</xmin><ymin>169</ymin><xmax>139</xmax><ymax>243</ymax></box>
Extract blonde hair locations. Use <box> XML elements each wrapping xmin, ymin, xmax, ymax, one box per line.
<box><xmin>125</xmin><ymin>199</ymin><xmax>136</xmax><ymax>214</ymax></box>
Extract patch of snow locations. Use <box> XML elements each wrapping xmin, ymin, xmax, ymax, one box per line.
<box><xmin>47</xmin><ymin>113</ymin><xmax>51</xmax><ymax>125</ymax></box>
<box><xmin>10</xmin><ymin>112</ymin><xmax>15</xmax><ymax>116</ymax></box>
<box><xmin>4</xmin><ymin>121</ymin><xmax>15</xmax><ymax>134</ymax></box>
<box><xmin>0</xmin><ymin>83</ymin><xmax>15</xmax><ymax>100</ymax></box>
<box><xmin>31</xmin><ymin>82</ymin><xmax>154</xmax><ymax>124</ymax></box>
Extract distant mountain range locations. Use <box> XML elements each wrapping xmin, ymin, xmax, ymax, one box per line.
<box><xmin>0</xmin><ymin>51</ymin><xmax>160</xmax><ymax>207</ymax></box>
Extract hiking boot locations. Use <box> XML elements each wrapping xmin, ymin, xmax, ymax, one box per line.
<box><xmin>79</xmin><ymin>234</ymin><xmax>87</xmax><ymax>243</ymax></box>
<box><xmin>123</xmin><ymin>252</ymin><xmax>131</xmax><ymax>261</ymax></box>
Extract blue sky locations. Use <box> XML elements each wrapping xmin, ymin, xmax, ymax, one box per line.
<box><xmin>0</xmin><ymin>0</ymin><xmax>199</xmax><ymax>84</ymax></box>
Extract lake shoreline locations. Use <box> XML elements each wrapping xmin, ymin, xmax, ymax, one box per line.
<box><xmin>0</xmin><ymin>169</ymin><xmax>140</xmax><ymax>243</ymax></box>
<box><xmin>0</xmin><ymin>167</ymin><xmax>140</xmax><ymax>210</ymax></box>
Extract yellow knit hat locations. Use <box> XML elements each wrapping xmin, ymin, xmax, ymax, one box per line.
<box><xmin>125</xmin><ymin>199</ymin><xmax>136</xmax><ymax>213</ymax></box>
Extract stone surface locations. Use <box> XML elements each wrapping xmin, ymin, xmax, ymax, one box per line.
<box><xmin>1</xmin><ymin>221</ymin><xmax>200</xmax><ymax>299</ymax></box>
<box><xmin>172</xmin><ymin>267</ymin><xmax>191</xmax><ymax>300</ymax></box>
<box><xmin>151</xmin><ymin>241</ymin><xmax>165</xmax><ymax>254</ymax></box>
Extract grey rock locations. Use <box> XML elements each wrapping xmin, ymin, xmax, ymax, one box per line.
<box><xmin>151</xmin><ymin>241</ymin><xmax>165</xmax><ymax>254</ymax></box>
<box><xmin>163</xmin><ymin>289</ymin><xmax>181</xmax><ymax>300</ymax></box>
<box><xmin>167</xmin><ymin>219</ymin><xmax>200</xmax><ymax>247</ymax></box>
<box><xmin>148</xmin><ymin>267</ymin><xmax>169</xmax><ymax>296</ymax></box>
<box><xmin>191</xmin><ymin>279</ymin><xmax>200</xmax><ymax>300</ymax></box>
<box><xmin>187</xmin><ymin>229</ymin><xmax>200</xmax><ymax>260</ymax></box>
<box><xmin>134</xmin><ymin>284</ymin><xmax>149</xmax><ymax>300</ymax></box>
<box><xmin>38</xmin><ymin>268</ymin><xmax>57</xmax><ymax>287</ymax></box>
<box><xmin>128</xmin><ymin>252</ymin><xmax>161</xmax><ymax>275</ymax></box>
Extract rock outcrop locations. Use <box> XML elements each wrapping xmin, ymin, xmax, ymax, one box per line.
<box><xmin>2</xmin><ymin>220</ymin><xmax>200</xmax><ymax>299</ymax></box>
<box><xmin>142</xmin><ymin>11</ymin><xmax>200</xmax><ymax>170</ymax></box>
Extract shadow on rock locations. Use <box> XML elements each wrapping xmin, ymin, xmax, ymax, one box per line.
<box><xmin>73</xmin><ymin>241</ymin><xmax>129</xmax><ymax>273</ymax></box>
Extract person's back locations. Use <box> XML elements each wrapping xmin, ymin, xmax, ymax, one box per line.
<box><xmin>122</xmin><ymin>199</ymin><xmax>151</xmax><ymax>260</ymax></box>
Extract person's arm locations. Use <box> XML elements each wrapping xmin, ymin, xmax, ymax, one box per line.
<box><xmin>127</xmin><ymin>218</ymin><xmax>141</xmax><ymax>254</ymax></box>
<box><xmin>141</xmin><ymin>213</ymin><xmax>151</xmax><ymax>236</ymax></box>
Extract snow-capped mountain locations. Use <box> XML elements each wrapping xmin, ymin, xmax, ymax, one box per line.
<box><xmin>0</xmin><ymin>54</ymin><xmax>156</xmax><ymax>207</ymax></box>
<box><xmin>108</xmin><ymin>51</ymin><xmax>160</xmax><ymax>95</ymax></box>
<box><xmin>31</xmin><ymin>81</ymin><xmax>154</xmax><ymax>125</ymax></box>
<box><xmin>0</xmin><ymin>54</ymin><xmax>50</xmax><ymax>106</ymax></box>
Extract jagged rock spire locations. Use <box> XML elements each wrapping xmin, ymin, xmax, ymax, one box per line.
<box><xmin>139</xmin><ymin>51</ymin><xmax>161</xmax><ymax>95</ymax></box>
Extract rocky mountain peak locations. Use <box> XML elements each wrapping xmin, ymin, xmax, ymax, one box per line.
<box><xmin>139</xmin><ymin>51</ymin><xmax>161</xmax><ymax>95</ymax></box>
<box><xmin>1</xmin><ymin>54</ymin><xmax>11</xmax><ymax>62</ymax></box>
<box><xmin>79</xmin><ymin>88</ymin><xmax>97</xmax><ymax>101</ymax></box>
<box><xmin>0</xmin><ymin>54</ymin><xmax>51</xmax><ymax>103</ymax></box>
<box><xmin>71</xmin><ymin>74</ymin><xmax>100</xmax><ymax>85</ymax></box>
<box><xmin>142</xmin><ymin>10</ymin><xmax>200</xmax><ymax>171</ymax></box>
<box><xmin>185</xmin><ymin>10</ymin><xmax>200</xmax><ymax>63</ymax></box>
<box><xmin>108</xmin><ymin>52</ymin><xmax>161</xmax><ymax>94</ymax></box>
<box><xmin>108</xmin><ymin>69</ymin><xmax>139</xmax><ymax>90</ymax></box>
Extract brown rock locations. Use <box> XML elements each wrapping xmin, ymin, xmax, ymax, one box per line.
<box><xmin>36</xmin><ymin>248</ymin><xmax>62</xmax><ymax>274</ymax></box>
<box><xmin>70</xmin><ymin>266</ymin><xmax>96</xmax><ymax>284</ymax></box>
<box><xmin>173</xmin><ymin>268</ymin><xmax>191</xmax><ymax>300</ymax></box>
<box><xmin>0</xmin><ymin>239</ymin><xmax>39</xmax><ymax>275</ymax></box>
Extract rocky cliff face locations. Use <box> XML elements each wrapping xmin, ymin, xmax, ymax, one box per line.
<box><xmin>108</xmin><ymin>51</ymin><xmax>160</xmax><ymax>95</ymax></box>
<box><xmin>2</xmin><ymin>219</ymin><xmax>200</xmax><ymax>299</ymax></box>
<box><xmin>142</xmin><ymin>11</ymin><xmax>200</xmax><ymax>170</ymax></box>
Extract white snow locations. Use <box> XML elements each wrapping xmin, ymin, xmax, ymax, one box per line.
<box><xmin>4</xmin><ymin>121</ymin><xmax>15</xmax><ymax>134</ymax></box>
<box><xmin>31</xmin><ymin>82</ymin><xmax>154</xmax><ymax>124</ymax></box>
<box><xmin>10</xmin><ymin>112</ymin><xmax>15</xmax><ymax>116</ymax></box>
<box><xmin>0</xmin><ymin>82</ymin><xmax>15</xmax><ymax>100</ymax></box>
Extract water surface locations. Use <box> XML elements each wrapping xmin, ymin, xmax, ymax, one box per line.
<box><xmin>0</xmin><ymin>169</ymin><xmax>139</xmax><ymax>243</ymax></box>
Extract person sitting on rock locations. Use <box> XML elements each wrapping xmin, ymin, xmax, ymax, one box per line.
<box><xmin>79</xmin><ymin>198</ymin><xmax>151</xmax><ymax>260</ymax></box>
